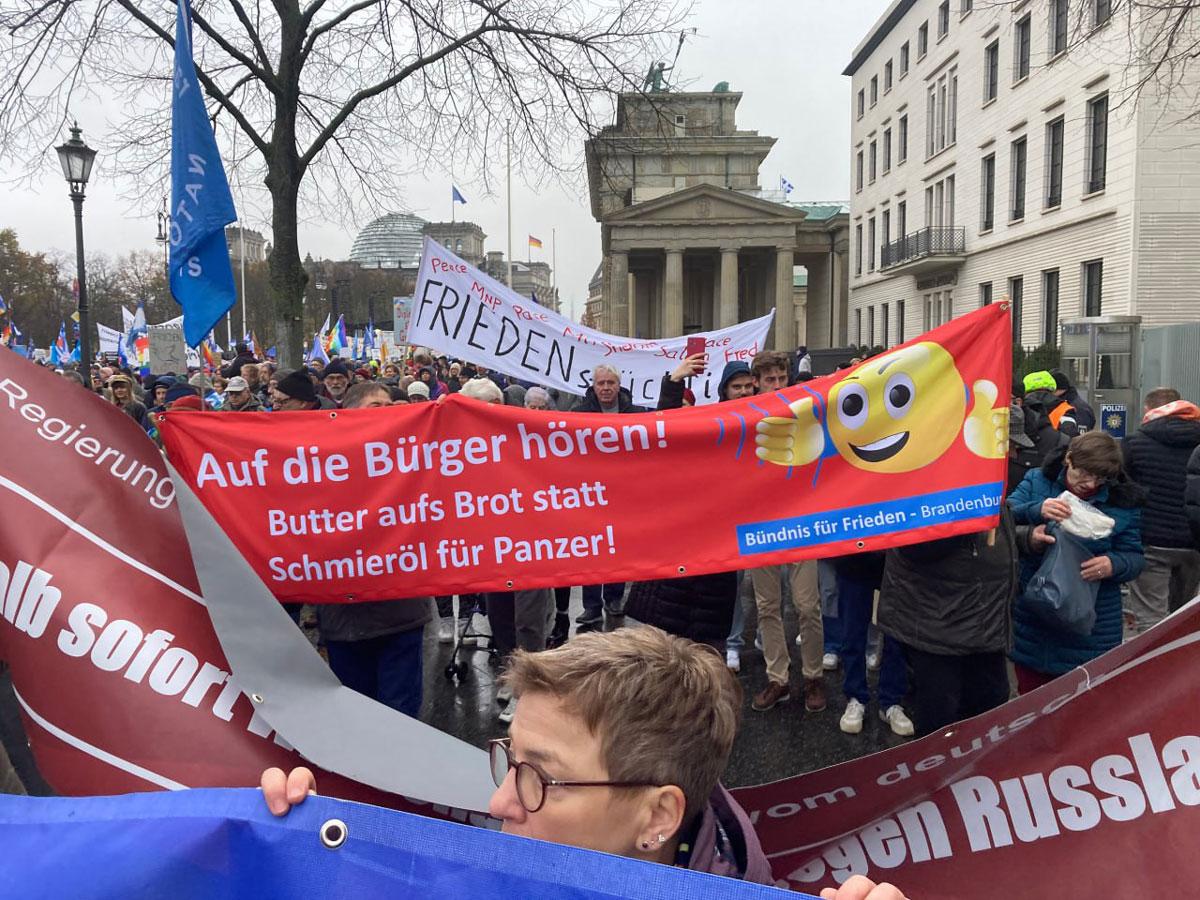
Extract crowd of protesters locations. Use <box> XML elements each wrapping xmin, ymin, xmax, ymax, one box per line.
<box><xmin>21</xmin><ymin>341</ymin><xmax>1200</xmax><ymax>895</ymax></box>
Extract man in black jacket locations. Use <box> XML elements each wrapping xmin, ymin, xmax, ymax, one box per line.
<box><xmin>1124</xmin><ymin>387</ymin><xmax>1200</xmax><ymax>633</ymax></box>
<box><xmin>573</xmin><ymin>364</ymin><xmax>644</xmax><ymax>630</ymax></box>
<box><xmin>220</xmin><ymin>343</ymin><xmax>258</xmax><ymax>379</ymax></box>
<box><xmin>1050</xmin><ymin>369</ymin><xmax>1096</xmax><ymax>431</ymax></box>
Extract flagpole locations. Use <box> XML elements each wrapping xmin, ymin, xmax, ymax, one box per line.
<box><xmin>506</xmin><ymin>121</ymin><xmax>513</xmax><ymax>290</ymax></box>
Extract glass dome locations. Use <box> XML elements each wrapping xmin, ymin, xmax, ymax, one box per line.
<box><xmin>349</xmin><ymin>212</ymin><xmax>429</xmax><ymax>269</ymax></box>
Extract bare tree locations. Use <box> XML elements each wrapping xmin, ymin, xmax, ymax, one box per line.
<box><xmin>0</xmin><ymin>0</ymin><xmax>688</xmax><ymax>364</ymax></box>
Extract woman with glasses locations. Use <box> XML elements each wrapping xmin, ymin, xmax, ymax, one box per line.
<box><xmin>261</xmin><ymin>626</ymin><xmax>908</xmax><ymax>898</ymax></box>
<box><xmin>1008</xmin><ymin>431</ymin><xmax>1145</xmax><ymax>694</ymax></box>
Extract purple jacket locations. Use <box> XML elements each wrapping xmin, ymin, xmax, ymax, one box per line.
<box><xmin>687</xmin><ymin>784</ymin><xmax>775</xmax><ymax>884</ymax></box>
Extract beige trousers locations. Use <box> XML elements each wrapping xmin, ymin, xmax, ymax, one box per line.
<box><xmin>751</xmin><ymin>560</ymin><xmax>823</xmax><ymax>684</ymax></box>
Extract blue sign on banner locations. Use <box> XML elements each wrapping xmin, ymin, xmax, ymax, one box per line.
<box><xmin>1100</xmin><ymin>404</ymin><xmax>1128</xmax><ymax>438</ymax></box>
<box><xmin>0</xmin><ymin>789</ymin><xmax>801</xmax><ymax>898</ymax></box>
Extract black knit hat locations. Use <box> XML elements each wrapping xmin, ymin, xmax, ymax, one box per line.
<box><xmin>276</xmin><ymin>369</ymin><xmax>317</xmax><ymax>403</ymax></box>
<box><xmin>322</xmin><ymin>358</ymin><xmax>350</xmax><ymax>379</ymax></box>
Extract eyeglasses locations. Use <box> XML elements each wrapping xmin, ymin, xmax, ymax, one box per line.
<box><xmin>1067</xmin><ymin>462</ymin><xmax>1110</xmax><ymax>488</ymax></box>
<box><xmin>488</xmin><ymin>738</ymin><xmax>659</xmax><ymax>814</ymax></box>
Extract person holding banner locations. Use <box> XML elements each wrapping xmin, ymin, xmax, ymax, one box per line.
<box><xmin>260</xmin><ymin>626</ymin><xmax>907</xmax><ymax>898</ymax></box>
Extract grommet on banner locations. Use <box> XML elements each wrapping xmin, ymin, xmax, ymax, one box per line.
<box><xmin>251</xmin><ymin>693</ymin><xmax>264</xmax><ymax>704</ymax></box>
<box><xmin>855</xmin><ymin>540</ymin><xmax>865</xmax><ymax>549</ymax></box>
<box><xmin>677</xmin><ymin>566</ymin><xmax>686</xmax><ymax>574</ymax></box>
<box><xmin>319</xmin><ymin>818</ymin><xmax>348</xmax><ymax>849</ymax></box>
<box><xmin>329</xmin><ymin>411</ymin><xmax>337</xmax><ymax>419</ymax></box>
<box><xmin>505</xmin><ymin>580</ymin><xmax>514</xmax><ymax>588</ymax></box>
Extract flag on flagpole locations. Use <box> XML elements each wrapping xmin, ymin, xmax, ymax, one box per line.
<box><xmin>528</xmin><ymin>235</ymin><xmax>543</xmax><ymax>250</ymax></box>
<box><xmin>780</xmin><ymin>176</ymin><xmax>794</xmax><ymax>195</ymax></box>
<box><xmin>452</xmin><ymin>186</ymin><xmax>467</xmax><ymax>205</ymax></box>
<box><xmin>324</xmin><ymin>314</ymin><xmax>347</xmax><ymax>354</ymax></box>
<box><xmin>169</xmin><ymin>0</ymin><xmax>238</xmax><ymax>347</ymax></box>
<box><xmin>0</xmin><ymin>294</ymin><xmax>7</xmax><ymax>316</ymax></box>
<box><xmin>250</xmin><ymin>331</ymin><xmax>260</xmax><ymax>358</ymax></box>
<box><xmin>363</xmin><ymin>318</ymin><xmax>375</xmax><ymax>351</ymax></box>
<box><xmin>307</xmin><ymin>332</ymin><xmax>330</xmax><ymax>365</ymax></box>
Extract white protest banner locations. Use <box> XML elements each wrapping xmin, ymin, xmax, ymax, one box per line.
<box><xmin>96</xmin><ymin>323</ymin><xmax>123</xmax><ymax>355</ymax></box>
<box><xmin>147</xmin><ymin>322</ymin><xmax>188</xmax><ymax>373</ymax></box>
<box><xmin>410</xmin><ymin>238</ymin><xmax>773</xmax><ymax>406</ymax></box>
<box><xmin>393</xmin><ymin>297</ymin><xmax>413</xmax><ymax>345</ymax></box>
<box><xmin>121</xmin><ymin>306</ymin><xmax>135</xmax><ymax>332</ymax></box>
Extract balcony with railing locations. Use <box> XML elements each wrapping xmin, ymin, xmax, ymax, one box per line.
<box><xmin>880</xmin><ymin>226</ymin><xmax>966</xmax><ymax>274</ymax></box>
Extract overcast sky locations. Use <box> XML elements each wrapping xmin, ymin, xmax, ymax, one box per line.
<box><xmin>1</xmin><ymin>0</ymin><xmax>887</xmax><ymax>321</ymax></box>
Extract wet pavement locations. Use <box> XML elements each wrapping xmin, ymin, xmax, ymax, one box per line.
<box><xmin>1</xmin><ymin>585</ymin><xmax>906</xmax><ymax>796</ymax></box>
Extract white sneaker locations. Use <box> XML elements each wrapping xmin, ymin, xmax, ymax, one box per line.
<box><xmin>881</xmin><ymin>705</ymin><xmax>915</xmax><ymax>737</ymax></box>
<box><xmin>471</xmin><ymin>612</ymin><xmax>491</xmax><ymax>647</ymax></box>
<box><xmin>794</xmin><ymin>633</ymin><xmax>803</xmax><ymax>646</ymax></box>
<box><xmin>496</xmin><ymin>683</ymin><xmax>513</xmax><ymax>704</ymax></box>
<box><xmin>497</xmin><ymin>698</ymin><xmax>515</xmax><ymax>724</ymax></box>
<box><xmin>822</xmin><ymin>652</ymin><xmax>839</xmax><ymax>671</ymax></box>
<box><xmin>438</xmin><ymin>619</ymin><xmax>454</xmax><ymax>644</ymax></box>
<box><xmin>839</xmin><ymin>698</ymin><xmax>865</xmax><ymax>734</ymax></box>
<box><xmin>754</xmin><ymin>631</ymin><xmax>764</xmax><ymax>652</ymax></box>
<box><xmin>867</xmin><ymin>650</ymin><xmax>881</xmax><ymax>671</ymax></box>
<box><xmin>726</xmin><ymin>649</ymin><xmax>741</xmax><ymax>672</ymax></box>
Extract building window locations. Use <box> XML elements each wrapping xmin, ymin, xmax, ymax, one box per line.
<box><xmin>981</xmin><ymin>153</ymin><xmax>996</xmax><ymax>231</ymax></box>
<box><xmin>1045</xmin><ymin>116</ymin><xmax>1065</xmax><ymax>207</ymax></box>
<box><xmin>1094</xmin><ymin>0</ymin><xmax>1112</xmax><ymax>27</ymax></box>
<box><xmin>938</xmin><ymin>1</ymin><xmax>950</xmax><ymax>37</ymax></box>
<box><xmin>897</xmin><ymin>200</ymin><xmax>907</xmax><ymax>239</ymax></box>
<box><xmin>1086</xmin><ymin>93</ymin><xmax>1109</xmax><ymax>193</ymax></box>
<box><xmin>869</xmin><ymin>141</ymin><xmax>877</xmax><ymax>183</ymax></box>
<box><xmin>884</xmin><ymin>60</ymin><xmax>893</xmax><ymax>92</ymax></box>
<box><xmin>868</xmin><ymin>217</ymin><xmax>876</xmax><ymax>272</ymax></box>
<box><xmin>856</xmin><ymin>150</ymin><xmax>864</xmax><ymax>192</ymax></box>
<box><xmin>918</xmin><ymin>21</ymin><xmax>929</xmax><ymax>58</ymax></box>
<box><xmin>962</xmin><ymin>0</ymin><xmax>973</xmax><ymax>13</ymax></box>
<box><xmin>857</xmin><ymin>89</ymin><xmax>865</xmax><ymax>119</ymax></box>
<box><xmin>926</xmin><ymin>67</ymin><xmax>958</xmax><ymax>157</ymax></box>
<box><xmin>855</xmin><ymin>307</ymin><xmax>863</xmax><ymax>343</ymax></box>
<box><xmin>1015</xmin><ymin>15</ymin><xmax>1031</xmax><ymax>81</ymax></box>
<box><xmin>900</xmin><ymin>41</ymin><xmax>910</xmax><ymax>75</ymax></box>
<box><xmin>925</xmin><ymin>175</ymin><xmax>955</xmax><ymax>227</ymax></box>
<box><xmin>883</xmin><ymin>128</ymin><xmax>892</xmax><ymax>172</ymax></box>
<box><xmin>868</xmin><ymin>306</ymin><xmax>876</xmax><ymax>345</ymax></box>
<box><xmin>1050</xmin><ymin>0</ymin><xmax>1068</xmax><ymax>57</ymax></box>
<box><xmin>898</xmin><ymin>115</ymin><xmax>909</xmax><ymax>162</ymax></box>
<box><xmin>1009</xmin><ymin>276</ymin><xmax>1024</xmax><ymax>345</ymax></box>
<box><xmin>674</xmin><ymin>114</ymin><xmax>686</xmax><ymax>137</ymax></box>
<box><xmin>1010</xmin><ymin>136</ymin><xmax>1027</xmax><ymax>220</ymax></box>
<box><xmin>870</xmin><ymin>75</ymin><xmax>878</xmax><ymax>106</ymax></box>
<box><xmin>1083</xmin><ymin>259</ymin><xmax>1103</xmax><ymax>315</ymax></box>
<box><xmin>855</xmin><ymin>224</ymin><xmax>863</xmax><ymax>275</ymax></box>
<box><xmin>1043</xmin><ymin>269</ymin><xmax>1060</xmax><ymax>344</ymax></box>
<box><xmin>984</xmin><ymin>40</ymin><xmax>999</xmax><ymax>102</ymax></box>
<box><xmin>881</xmin><ymin>303</ymin><xmax>890</xmax><ymax>346</ymax></box>
<box><xmin>980</xmin><ymin>282</ymin><xmax>993</xmax><ymax>306</ymax></box>
<box><xmin>898</xmin><ymin>298</ymin><xmax>906</xmax><ymax>342</ymax></box>
<box><xmin>882</xmin><ymin>208</ymin><xmax>891</xmax><ymax>248</ymax></box>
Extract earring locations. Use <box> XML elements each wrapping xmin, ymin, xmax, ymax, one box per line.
<box><xmin>640</xmin><ymin>840</ymin><xmax>652</xmax><ymax>851</ymax></box>
<box><xmin>657</xmin><ymin>834</ymin><xmax>666</xmax><ymax>844</ymax></box>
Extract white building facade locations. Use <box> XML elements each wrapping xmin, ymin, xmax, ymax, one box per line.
<box><xmin>845</xmin><ymin>0</ymin><xmax>1200</xmax><ymax>351</ymax></box>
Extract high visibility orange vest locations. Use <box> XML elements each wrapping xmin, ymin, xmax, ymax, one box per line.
<box><xmin>1047</xmin><ymin>400</ymin><xmax>1073</xmax><ymax>429</ymax></box>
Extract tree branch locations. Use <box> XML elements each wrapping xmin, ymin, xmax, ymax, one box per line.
<box><xmin>225</xmin><ymin>0</ymin><xmax>277</xmax><ymax>79</ymax></box>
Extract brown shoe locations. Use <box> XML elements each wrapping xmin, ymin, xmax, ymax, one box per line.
<box><xmin>752</xmin><ymin>681</ymin><xmax>791</xmax><ymax>712</ymax></box>
<box><xmin>803</xmin><ymin>677</ymin><xmax>827</xmax><ymax>713</ymax></box>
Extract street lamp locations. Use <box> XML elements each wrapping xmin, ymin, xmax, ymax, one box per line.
<box><xmin>55</xmin><ymin>123</ymin><xmax>97</xmax><ymax>369</ymax></box>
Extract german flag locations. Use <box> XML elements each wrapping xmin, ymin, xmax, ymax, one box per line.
<box><xmin>528</xmin><ymin>235</ymin><xmax>543</xmax><ymax>250</ymax></box>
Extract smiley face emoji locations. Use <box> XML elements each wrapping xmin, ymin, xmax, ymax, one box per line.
<box><xmin>826</xmin><ymin>343</ymin><xmax>964</xmax><ymax>473</ymax></box>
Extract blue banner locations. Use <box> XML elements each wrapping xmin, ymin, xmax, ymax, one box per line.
<box><xmin>169</xmin><ymin>0</ymin><xmax>237</xmax><ymax>348</ymax></box>
<box><xmin>737</xmin><ymin>482</ymin><xmax>1005</xmax><ymax>555</ymax></box>
<box><xmin>0</xmin><ymin>789</ymin><xmax>799</xmax><ymax>898</ymax></box>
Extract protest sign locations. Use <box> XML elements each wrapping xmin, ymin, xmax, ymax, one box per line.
<box><xmin>147</xmin><ymin>321</ymin><xmax>188</xmax><ymax>373</ymax></box>
<box><xmin>161</xmin><ymin>304</ymin><xmax>1013</xmax><ymax>603</ymax></box>
<box><xmin>0</xmin><ymin>789</ymin><xmax>796</xmax><ymax>898</ymax></box>
<box><xmin>96</xmin><ymin>322</ymin><xmax>123</xmax><ymax>355</ymax></box>
<box><xmin>393</xmin><ymin>297</ymin><xmax>413</xmax><ymax>344</ymax></box>
<box><xmin>408</xmin><ymin>238</ymin><xmax>773</xmax><ymax>406</ymax></box>
<box><xmin>0</xmin><ymin>355</ymin><xmax>491</xmax><ymax>813</ymax></box>
<box><xmin>729</xmin><ymin>601</ymin><xmax>1200</xmax><ymax>897</ymax></box>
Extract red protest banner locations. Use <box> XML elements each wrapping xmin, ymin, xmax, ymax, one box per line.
<box><xmin>730</xmin><ymin>605</ymin><xmax>1200</xmax><ymax>897</ymax></box>
<box><xmin>159</xmin><ymin>304</ymin><xmax>1013</xmax><ymax>603</ymax></box>
<box><xmin>0</xmin><ymin>354</ymin><xmax>480</xmax><ymax>822</ymax></box>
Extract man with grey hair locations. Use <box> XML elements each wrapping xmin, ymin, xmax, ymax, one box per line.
<box><xmin>524</xmin><ymin>386</ymin><xmax>552</xmax><ymax>410</ymax></box>
<box><xmin>571</xmin><ymin>365</ymin><xmax>645</xmax><ymax>631</ymax></box>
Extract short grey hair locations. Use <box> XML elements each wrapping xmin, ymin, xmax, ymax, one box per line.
<box><xmin>460</xmin><ymin>376</ymin><xmax>504</xmax><ymax>405</ymax></box>
<box><xmin>592</xmin><ymin>363</ymin><xmax>621</xmax><ymax>383</ymax></box>
<box><xmin>524</xmin><ymin>386</ymin><xmax>551</xmax><ymax>408</ymax></box>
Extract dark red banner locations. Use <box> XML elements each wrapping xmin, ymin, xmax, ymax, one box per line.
<box><xmin>160</xmin><ymin>305</ymin><xmax>1013</xmax><ymax>602</ymax></box>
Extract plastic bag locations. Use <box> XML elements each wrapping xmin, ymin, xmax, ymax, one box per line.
<box><xmin>1058</xmin><ymin>491</ymin><xmax>1115</xmax><ymax>541</ymax></box>
<box><xmin>1024</xmin><ymin>524</ymin><xmax>1100</xmax><ymax>635</ymax></box>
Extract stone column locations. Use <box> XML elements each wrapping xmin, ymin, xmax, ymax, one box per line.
<box><xmin>609</xmin><ymin>250</ymin><xmax>629</xmax><ymax>337</ymax></box>
<box><xmin>719</xmin><ymin>247</ymin><xmax>739</xmax><ymax>328</ymax></box>
<box><xmin>664</xmin><ymin>249</ymin><xmax>684</xmax><ymax>337</ymax></box>
<box><xmin>773</xmin><ymin>247</ymin><xmax>795</xmax><ymax>350</ymax></box>
<box><xmin>627</xmin><ymin>270</ymin><xmax>637</xmax><ymax>337</ymax></box>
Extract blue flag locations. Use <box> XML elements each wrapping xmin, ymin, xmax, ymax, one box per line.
<box><xmin>169</xmin><ymin>0</ymin><xmax>238</xmax><ymax>348</ymax></box>
<box><xmin>452</xmin><ymin>185</ymin><xmax>467</xmax><ymax>204</ymax></box>
<box><xmin>780</xmin><ymin>176</ymin><xmax>794</xmax><ymax>195</ymax></box>
<box><xmin>0</xmin><ymin>790</ymin><xmax>794</xmax><ymax>898</ymax></box>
